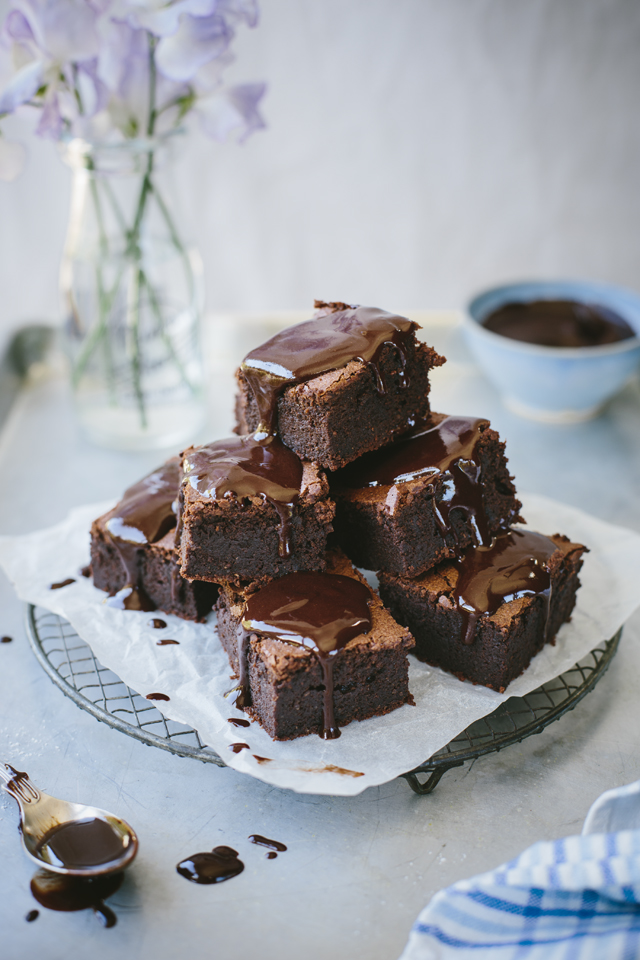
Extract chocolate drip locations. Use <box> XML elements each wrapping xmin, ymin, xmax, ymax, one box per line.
<box><xmin>157</xmin><ymin>639</ymin><xmax>179</xmax><ymax>646</ymax></box>
<box><xmin>229</xmin><ymin>742</ymin><xmax>250</xmax><ymax>753</ymax></box>
<box><xmin>337</xmin><ymin>416</ymin><xmax>493</xmax><ymax>547</ymax></box>
<box><xmin>241</xmin><ymin>305</ymin><xmax>418</xmax><ymax>436</ymax></box>
<box><xmin>183</xmin><ymin>435</ymin><xmax>303</xmax><ymax>559</ymax></box>
<box><xmin>104</xmin><ymin>460</ymin><xmax>180</xmax><ymax>611</ymax></box>
<box><xmin>241</xmin><ymin>572</ymin><xmax>372</xmax><ymax>739</ymax></box>
<box><xmin>177</xmin><ymin>847</ymin><xmax>244</xmax><ymax>884</ymax></box>
<box><xmin>146</xmin><ymin>692</ymin><xmax>170</xmax><ymax>701</ymax></box>
<box><xmin>228</xmin><ymin>717</ymin><xmax>250</xmax><ymax>728</ymax></box>
<box><xmin>30</xmin><ymin>868</ymin><xmax>123</xmax><ymax>926</ymax></box>
<box><xmin>1</xmin><ymin>635</ymin><xmax>12</xmax><ymax>643</ymax></box>
<box><xmin>248</xmin><ymin>834</ymin><xmax>287</xmax><ymax>856</ymax></box>
<box><xmin>50</xmin><ymin>578</ymin><xmax>75</xmax><ymax>590</ymax></box>
<box><xmin>483</xmin><ymin>299</ymin><xmax>635</xmax><ymax>347</ymax></box>
<box><xmin>25</xmin><ymin>909</ymin><xmax>39</xmax><ymax>922</ymax></box>
<box><xmin>36</xmin><ymin>818</ymin><xmax>127</xmax><ymax>870</ymax></box>
<box><xmin>80</xmin><ymin>565</ymin><xmax>92</xmax><ymax>578</ymax></box>
<box><xmin>148</xmin><ymin>618</ymin><xmax>167</xmax><ymax>629</ymax></box>
<box><xmin>451</xmin><ymin>530</ymin><xmax>555</xmax><ymax>645</ymax></box>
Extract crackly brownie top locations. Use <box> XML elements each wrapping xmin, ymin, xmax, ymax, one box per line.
<box><xmin>104</xmin><ymin>459</ymin><xmax>179</xmax><ymax>545</ymax></box>
<box><xmin>240</xmin><ymin>303</ymin><xmax>420</xmax><ymax>436</ymax></box>
<box><xmin>334</xmin><ymin>413</ymin><xmax>503</xmax><ymax>542</ymax></box>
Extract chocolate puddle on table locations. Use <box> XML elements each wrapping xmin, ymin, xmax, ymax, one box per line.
<box><xmin>248</xmin><ymin>835</ymin><xmax>287</xmax><ymax>859</ymax></box>
<box><xmin>30</xmin><ymin>868</ymin><xmax>124</xmax><ymax>927</ymax></box>
<box><xmin>176</xmin><ymin>847</ymin><xmax>244</xmax><ymax>884</ymax></box>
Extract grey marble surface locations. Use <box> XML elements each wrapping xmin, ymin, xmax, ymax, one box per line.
<box><xmin>1</xmin><ymin>316</ymin><xmax>639</xmax><ymax>960</ymax></box>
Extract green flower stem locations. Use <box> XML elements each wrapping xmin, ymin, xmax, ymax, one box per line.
<box><xmin>140</xmin><ymin>270</ymin><xmax>196</xmax><ymax>395</ymax></box>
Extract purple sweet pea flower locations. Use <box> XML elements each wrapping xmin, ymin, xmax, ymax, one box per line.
<box><xmin>155</xmin><ymin>12</ymin><xmax>232</xmax><ymax>82</ymax></box>
<box><xmin>195</xmin><ymin>80</ymin><xmax>265</xmax><ymax>142</ymax></box>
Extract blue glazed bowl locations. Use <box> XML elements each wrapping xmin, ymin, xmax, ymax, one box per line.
<box><xmin>464</xmin><ymin>280</ymin><xmax>640</xmax><ymax>422</ymax></box>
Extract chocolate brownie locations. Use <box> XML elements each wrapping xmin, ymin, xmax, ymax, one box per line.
<box><xmin>234</xmin><ymin>301</ymin><xmax>445</xmax><ymax>470</ymax></box>
<box><xmin>215</xmin><ymin>550</ymin><xmax>415</xmax><ymax>740</ymax></box>
<box><xmin>178</xmin><ymin>435</ymin><xmax>335</xmax><ymax>587</ymax></box>
<box><xmin>378</xmin><ymin>529</ymin><xmax>586</xmax><ymax>693</ymax></box>
<box><xmin>331</xmin><ymin>413</ymin><xmax>523</xmax><ymax>577</ymax></box>
<box><xmin>90</xmin><ymin>461</ymin><xmax>217</xmax><ymax>621</ymax></box>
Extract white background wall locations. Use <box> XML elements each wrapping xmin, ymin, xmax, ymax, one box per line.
<box><xmin>1</xmin><ymin>0</ymin><xmax>639</xmax><ymax>348</ymax></box>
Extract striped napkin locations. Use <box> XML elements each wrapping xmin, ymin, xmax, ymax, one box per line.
<box><xmin>400</xmin><ymin>780</ymin><xmax>640</xmax><ymax>959</ymax></box>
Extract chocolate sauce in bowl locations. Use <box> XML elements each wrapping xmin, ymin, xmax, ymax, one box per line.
<box><xmin>176</xmin><ymin>847</ymin><xmax>244</xmax><ymax>884</ymax></box>
<box><xmin>183</xmin><ymin>435</ymin><xmax>303</xmax><ymax>558</ymax></box>
<box><xmin>36</xmin><ymin>818</ymin><xmax>127</xmax><ymax>870</ymax></box>
<box><xmin>483</xmin><ymin>300</ymin><xmax>635</xmax><ymax>347</ymax></box>
<box><xmin>451</xmin><ymin>529</ymin><xmax>556</xmax><ymax>645</ymax></box>
<box><xmin>336</xmin><ymin>416</ymin><xmax>493</xmax><ymax>546</ymax></box>
<box><xmin>30</xmin><ymin>868</ymin><xmax>123</xmax><ymax>925</ymax></box>
<box><xmin>241</xmin><ymin>572</ymin><xmax>373</xmax><ymax>739</ymax></box>
<box><xmin>103</xmin><ymin>459</ymin><xmax>180</xmax><ymax>611</ymax></box>
<box><xmin>241</xmin><ymin>304</ymin><xmax>419</xmax><ymax>436</ymax></box>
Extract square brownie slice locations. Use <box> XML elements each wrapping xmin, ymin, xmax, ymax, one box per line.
<box><xmin>331</xmin><ymin>413</ymin><xmax>523</xmax><ymax>577</ymax></box>
<box><xmin>91</xmin><ymin>460</ymin><xmax>217</xmax><ymax>622</ymax></box>
<box><xmin>378</xmin><ymin>530</ymin><xmax>586</xmax><ymax>693</ymax></box>
<box><xmin>215</xmin><ymin>549</ymin><xmax>415</xmax><ymax>740</ymax></box>
<box><xmin>178</xmin><ymin>435</ymin><xmax>335</xmax><ymax>587</ymax></box>
<box><xmin>234</xmin><ymin>301</ymin><xmax>445</xmax><ymax>471</ymax></box>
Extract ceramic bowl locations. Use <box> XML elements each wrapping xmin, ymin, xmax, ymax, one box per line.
<box><xmin>464</xmin><ymin>280</ymin><xmax>640</xmax><ymax>422</ymax></box>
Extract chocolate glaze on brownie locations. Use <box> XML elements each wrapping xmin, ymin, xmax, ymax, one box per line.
<box><xmin>101</xmin><ymin>460</ymin><xmax>180</xmax><ymax>611</ymax></box>
<box><xmin>379</xmin><ymin>533</ymin><xmax>586</xmax><ymax>692</ymax></box>
<box><xmin>181</xmin><ymin>435</ymin><xmax>303</xmax><ymax>558</ymax></box>
<box><xmin>216</xmin><ymin>550</ymin><xmax>414</xmax><ymax>740</ymax></box>
<box><xmin>331</xmin><ymin>413</ymin><xmax>522</xmax><ymax>577</ymax></box>
<box><xmin>91</xmin><ymin>461</ymin><xmax>217</xmax><ymax>621</ymax></box>
<box><xmin>337</xmin><ymin>415</ymin><xmax>497</xmax><ymax>546</ymax></box>
<box><xmin>241</xmin><ymin>303</ymin><xmax>420</xmax><ymax>437</ymax></box>
<box><xmin>451</xmin><ymin>529</ymin><xmax>555</xmax><ymax>644</ymax></box>
<box><xmin>240</xmin><ymin>571</ymin><xmax>373</xmax><ymax>739</ymax></box>
<box><xmin>235</xmin><ymin>303</ymin><xmax>445</xmax><ymax>471</ymax></box>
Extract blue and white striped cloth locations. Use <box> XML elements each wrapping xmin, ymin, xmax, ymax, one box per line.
<box><xmin>400</xmin><ymin>780</ymin><xmax>640</xmax><ymax>959</ymax></box>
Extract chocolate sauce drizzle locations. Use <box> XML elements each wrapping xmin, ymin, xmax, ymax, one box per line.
<box><xmin>248</xmin><ymin>834</ymin><xmax>287</xmax><ymax>859</ymax></box>
<box><xmin>50</xmin><ymin>578</ymin><xmax>76</xmax><ymax>590</ymax></box>
<box><xmin>156</xmin><ymin>639</ymin><xmax>179</xmax><ymax>646</ymax></box>
<box><xmin>146</xmin><ymin>692</ymin><xmax>170</xmax><ymax>701</ymax></box>
<box><xmin>228</xmin><ymin>717</ymin><xmax>250</xmax><ymax>728</ymax></box>
<box><xmin>25</xmin><ymin>909</ymin><xmax>39</xmax><ymax>922</ymax></box>
<box><xmin>148</xmin><ymin>618</ymin><xmax>167</xmax><ymax>629</ymax></box>
<box><xmin>337</xmin><ymin>416</ymin><xmax>494</xmax><ymax>547</ymax></box>
<box><xmin>182</xmin><ymin>435</ymin><xmax>303</xmax><ymax>558</ymax></box>
<box><xmin>240</xmin><ymin>572</ymin><xmax>373</xmax><ymax>739</ymax></box>
<box><xmin>451</xmin><ymin>529</ymin><xmax>556</xmax><ymax>645</ymax></box>
<box><xmin>30</xmin><ymin>868</ymin><xmax>123</xmax><ymax>927</ymax></box>
<box><xmin>483</xmin><ymin>299</ymin><xmax>636</xmax><ymax>347</ymax></box>
<box><xmin>104</xmin><ymin>460</ymin><xmax>180</xmax><ymax>611</ymax></box>
<box><xmin>241</xmin><ymin>304</ymin><xmax>419</xmax><ymax>437</ymax></box>
<box><xmin>1</xmin><ymin>635</ymin><xmax>12</xmax><ymax>643</ymax></box>
<box><xmin>229</xmin><ymin>742</ymin><xmax>250</xmax><ymax>753</ymax></box>
<box><xmin>36</xmin><ymin>818</ymin><xmax>127</xmax><ymax>870</ymax></box>
<box><xmin>176</xmin><ymin>847</ymin><xmax>244</xmax><ymax>884</ymax></box>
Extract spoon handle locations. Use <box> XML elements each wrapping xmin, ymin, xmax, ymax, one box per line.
<box><xmin>0</xmin><ymin>762</ymin><xmax>41</xmax><ymax>805</ymax></box>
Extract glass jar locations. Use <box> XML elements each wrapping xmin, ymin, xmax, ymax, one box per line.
<box><xmin>60</xmin><ymin>134</ymin><xmax>206</xmax><ymax>450</ymax></box>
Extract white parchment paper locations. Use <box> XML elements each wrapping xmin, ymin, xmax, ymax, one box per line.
<box><xmin>1</xmin><ymin>493</ymin><xmax>639</xmax><ymax>797</ymax></box>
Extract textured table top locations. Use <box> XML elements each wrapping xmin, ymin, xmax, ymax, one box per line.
<box><xmin>1</xmin><ymin>313</ymin><xmax>639</xmax><ymax>960</ymax></box>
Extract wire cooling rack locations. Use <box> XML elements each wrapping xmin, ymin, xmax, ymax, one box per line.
<box><xmin>25</xmin><ymin>604</ymin><xmax>620</xmax><ymax>795</ymax></box>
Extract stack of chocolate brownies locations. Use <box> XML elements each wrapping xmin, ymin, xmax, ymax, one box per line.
<box><xmin>90</xmin><ymin>301</ymin><xmax>586</xmax><ymax>742</ymax></box>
